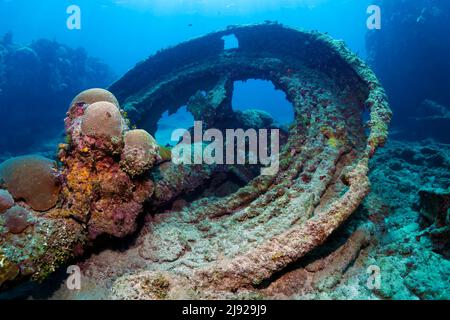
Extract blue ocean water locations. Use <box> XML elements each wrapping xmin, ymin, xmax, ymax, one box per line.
<box><xmin>0</xmin><ymin>0</ymin><xmax>449</xmax><ymax>152</ymax></box>
<box><xmin>0</xmin><ymin>0</ymin><xmax>371</xmax><ymax>75</ymax></box>
<box><xmin>0</xmin><ymin>0</ymin><xmax>373</xmax><ymax>153</ymax></box>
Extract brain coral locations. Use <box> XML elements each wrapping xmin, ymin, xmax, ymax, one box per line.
<box><xmin>71</xmin><ymin>88</ymin><xmax>120</xmax><ymax>108</ymax></box>
<box><xmin>0</xmin><ymin>155</ymin><xmax>61</xmax><ymax>211</ymax></box>
<box><xmin>121</xmin><ymin>129</ymin><xmax>160</xmax><ymax>176</ymax></box>
<box><xmin>0</xmin><ymin>189</ymin><xmax>14</xmax><ymax>213</ymax></box>
<box><xmin>81</xmin><ymin>101</ymin><xmax>123</xmax><ymax>139</ymax></box>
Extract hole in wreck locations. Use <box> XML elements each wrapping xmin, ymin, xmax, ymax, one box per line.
<box><xmin>154</xmin><ymin>105</ymin><xmax>195</xmax><ymax>147</ymax></box>
<box><xmin>151</xmin><ymin>79</ymin><xmax>296</xmax><ymax>210</ymax></box>
<box><xmin>232</xmin><ymin>79</ymin><xmax>295</xmax><ymax>127</ymax></box>
<box><xmin>222</xmin><ymin>34</ymin><xmax>239</xmax><ymax>50</ymax></box>
<box><xmin>154</xmin><ymin>169</ymin><xmax>253</xmax><ymax>214</ymax></box>
<box><xmin>152</xmin><ymin>103</ymin><xmax>259</xmax><ymax>207</ymax></box>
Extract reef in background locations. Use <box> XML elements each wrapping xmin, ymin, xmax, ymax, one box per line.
<box><xmin>366</xmin><ymin>0</ymin><xmax>450</xmax><ymax>143</ymax></box>
<box><xmin>0</xmin><ymin>33</ymin><xmax>115</xmax><ymax>155</ymax></box>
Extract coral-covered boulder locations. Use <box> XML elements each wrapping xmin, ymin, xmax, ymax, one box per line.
<box><xmin>0</xmin><ymin>155</ymin><xmax>61</xmax><ymax>211</ymax></box>
<box><xmin>71</xmin><ymin>88</ymin><xmax>120</xmax><ymax>109</ymax></box>
<box><xmin>0</xmin><ymin>189</ymin><xmax>14</xmax><ymax>213</ymax></box>
<box><xmin>81</xmin><ymin>101</ymin><xmax>123</xmax><ymax>140</ymax></box>
<box><xmin>121</xmin><ymin>129</ymin><xmax>159</xmax><ymax>176</ymax></box>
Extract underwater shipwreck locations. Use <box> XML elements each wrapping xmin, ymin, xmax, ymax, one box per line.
<box><xmin>3</xmin><ymin>22</ymin><xmax>448</xmax><ymax>300</ymax></box>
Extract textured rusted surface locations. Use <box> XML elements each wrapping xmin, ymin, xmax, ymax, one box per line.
<box><xmin>109</xmin><ymin>23</ymin><xmax>391</xmax><ymax>298</ymax></box>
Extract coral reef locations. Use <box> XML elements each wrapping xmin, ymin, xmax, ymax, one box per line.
<box><xmin>0</xmin><ymin>23</ymin><xmax>392</xmax><ymax>298</ymax></box>
<box><xmin>61</xmin><ymin>91</ymin><xmax>155</xmax><ymax>239</ymax></box>
<box><xmin>0</xmin><ymin>35</ymin><xmax>115</xmax><ymax>154</ymax></box>
<box><xmin>0</xmin><ymin>88</ymin><xmax>156</xmax><ymax>287</ymax></box>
